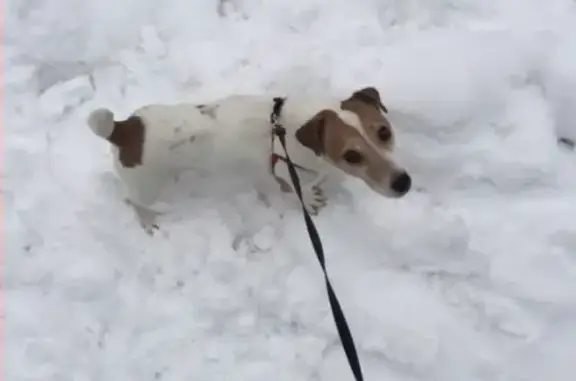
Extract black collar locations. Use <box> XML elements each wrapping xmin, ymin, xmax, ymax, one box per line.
<box><xmin>268</xmin><ymin>97</ymin><xmax>316</xmax><ymax>190</ymax></box>
<box><xmin>270</xmin><ymin>96</ymin><xmax>286</xmax><ymax>132</ymax></box>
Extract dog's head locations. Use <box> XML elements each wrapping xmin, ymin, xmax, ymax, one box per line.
<box><xmin>295</xmin><ymin>87</ymin><xmax>411</xmax><ymax>198</ymax></box>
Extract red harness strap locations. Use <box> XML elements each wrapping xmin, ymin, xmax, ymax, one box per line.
<box><xmin>269</xmin><ymin>153</ymin><xmax>316</xmax><ymax>193</ymax></box>
<box><xmin>270</xmin><ymin>153</ymin><xmax>295</xmax><ymax>193</ymax></box>
<box><xmin>270</xmin><ymin>152</ymin><xmax>311</xmax><ymax>171</ymax></box>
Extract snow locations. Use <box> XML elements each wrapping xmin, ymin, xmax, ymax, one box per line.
<box><xmin>5</xmin><ymin>0</ymin><xmax>576</xmax><ymax>380</ymax></box>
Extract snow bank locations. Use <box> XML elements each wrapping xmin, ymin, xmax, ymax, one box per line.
<box><xmin>5</xmin><ymin>0</ymin><xmax>576</xmax><ymax>380</ymax></box>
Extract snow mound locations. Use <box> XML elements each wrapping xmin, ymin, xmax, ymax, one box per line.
<box><xmin>5</xmin><ymin>0</ymin><xmax>576</xmax><ymax>380</ymax></box>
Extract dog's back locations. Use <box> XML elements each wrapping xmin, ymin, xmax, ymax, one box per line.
<box><xmin>127</xmin><ymin>96</ymin><xmax>273</xmax><ymax>172</ymax></box>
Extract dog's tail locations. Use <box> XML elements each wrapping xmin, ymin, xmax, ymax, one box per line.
<box><xmin>87</xmin><ymin>108</ymin><xmax>115</xmax><ymax>139</ymax></box>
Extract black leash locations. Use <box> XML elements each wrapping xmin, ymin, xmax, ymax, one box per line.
<box><xmin>270</xmin><ymin>97</ymin><xmax>365</xmax><ymax>381</ymax></box>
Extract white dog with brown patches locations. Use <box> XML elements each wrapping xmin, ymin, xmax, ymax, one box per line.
<box><xmin>87</xmin><ymin>87</ymin><xmax>412</xmax><ymax>234</ymax></box>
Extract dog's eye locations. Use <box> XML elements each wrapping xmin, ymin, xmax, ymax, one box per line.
<box><xmin>377</xmin><ymin>126</ymin><xmax>391</xmax><ymax>142</ymax></box>
<box><xmin>342</xmin><ymin>150</ymin><xmax>364</xmax><ymax>165</ymax></box>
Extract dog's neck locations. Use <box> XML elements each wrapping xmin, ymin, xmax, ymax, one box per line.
<box><xmin>267</xmin><ymin>96</ymin><xmax>338</xmax><ymax>188</ymax></box>
<box><xmin>270</xmin><ymin>97</ymin><xmax>328</xmax><ymax>159</ymax></box>
<box><xmin>277</xmin><ymin>96</ymin><xmax>337</xmax><ymax>134</ymax></box>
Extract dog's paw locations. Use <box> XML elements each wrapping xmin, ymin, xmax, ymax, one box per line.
<box><xmin>125</xmin><ymin>199</ymin><xmax>163</xmax><ymax>236</ymax></box>
<box><xmin>140</xmin><ymin>220</ymin><xmax>160</xmax><ymax>236</ymax></box>
<box><xmin>302</xmin><ymin>185</ymin><xmax>328</xmax><ymax>216</ymax></box>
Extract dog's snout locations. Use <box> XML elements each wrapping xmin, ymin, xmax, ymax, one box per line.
<box><xmin>390</xmin><ymin>171</ymin><xmax>411</xmax><ymax>194</ymax></box>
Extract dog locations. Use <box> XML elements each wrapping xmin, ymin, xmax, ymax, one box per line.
<box><xmin>87</xmin><ymin>86</ymin><xmax>412</xmax><ymax>234</ymax></box>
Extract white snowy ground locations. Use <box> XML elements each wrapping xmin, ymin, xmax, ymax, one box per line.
<box><xmin>5</xmin><ymin>0</ymin><xmax>576</xmax><ymax>380</ymax></box>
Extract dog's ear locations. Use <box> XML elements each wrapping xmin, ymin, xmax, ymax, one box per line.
<box><xmin>350</xmin><ymin>86</ymin><xmax>388</xmax><ymax>113</ymax></box>
<box><xmin>295</xmin><ymin>111</ymin><xmax>326</xmax><ymax>156</ymax></box>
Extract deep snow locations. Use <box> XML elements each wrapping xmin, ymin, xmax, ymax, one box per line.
<box><xmin>5</xmin><ymin>0</ymin><xmax>576</xmax><ymax>380</ymax></box>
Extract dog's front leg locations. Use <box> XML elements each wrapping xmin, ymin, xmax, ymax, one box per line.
<box><xmin>300</xmin><ymin>175</ymin><xmax>328</xmax><ymax>216</ymax></box>
<box><xmin>125</xmin><ymin>199</ymin><xmax>164</xmax><ymax>235</ymax></box>
<box><xmin>270</xmin><ymin>166</ymin><xmax>328</xmax><ymax>215</ymax></box>
<box><xmin>120</xmin><ymin>171</ymin><xmax>171</xmax><ymax>235</ymax></box>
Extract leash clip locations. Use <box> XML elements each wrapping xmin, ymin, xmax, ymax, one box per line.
<box><xmin>273</xmin><ymin>124</ymin><xmax>286</xmax><ymax>138</ymax></box>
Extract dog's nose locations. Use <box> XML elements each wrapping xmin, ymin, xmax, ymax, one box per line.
<box><xmin>390</xmin><ymin>171</ymin><xmax>411</xmax><ymax>194</ymax></box>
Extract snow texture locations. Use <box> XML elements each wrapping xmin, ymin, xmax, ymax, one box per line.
<box><xmin>5</xmin><ymin>0</ymin><xmax>576</xmax><ymax>380</ymax></box>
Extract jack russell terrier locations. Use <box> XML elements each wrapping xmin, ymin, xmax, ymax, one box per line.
<box><xmin>87</xmin><ymin>87</ymin><xmax>412</xmax><ymax>234</ymax></box>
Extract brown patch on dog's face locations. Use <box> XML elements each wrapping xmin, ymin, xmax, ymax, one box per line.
<box><xmin>295</xmin><ymin>111</ymin><xmax>327</xmax><ymax>156</ymax></box>
<box><xmin>296</xmin><ymin>109</ymin><xmax>411</xmax><ymax>197</ymax></box>
<box><xmin>108</xmin><ymin>115</ymin><xmax>145</xmax><ymax>168</ymax></box>
<box><xmin>341</xmin><ymin>87</ymin><xmax>395</xmax><ymax>151</ymax></box>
